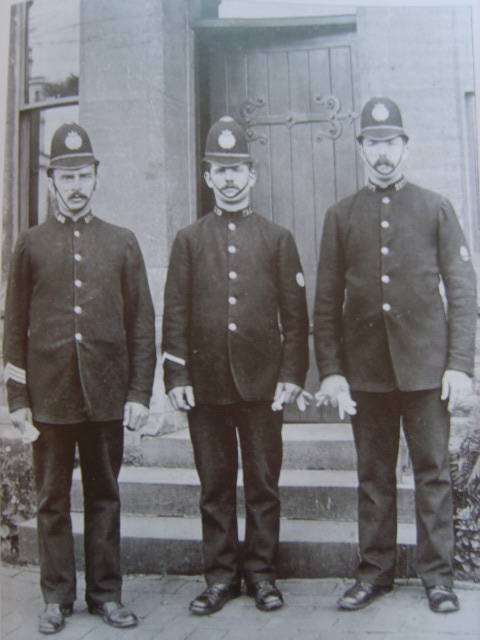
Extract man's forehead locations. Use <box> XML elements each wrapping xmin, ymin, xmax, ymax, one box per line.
<box><xmin>362</xmin><ymin>135</ymin><xmax>405</xmax><ymax>145</ymax></box>
<box><xmin>209</xmin><ymin>161</ymin><xmax>250</xmax><ymax>170</ymax></box>
<box><xmin>53</xmin><ymin>166</ymin><xmax>95</xmax><ymax>175</ymax></box>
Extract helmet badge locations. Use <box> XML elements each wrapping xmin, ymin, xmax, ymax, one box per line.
<box><xmin>371</xmin><ymin>102</ymin><xmax>390</xmax><ymax>122</ymax></box>
<box><xmin>218</xmin><ymin>129</ymin><xmax>236</xmax><ymax>150</ymax></box>
<box><xmin>64</xmin><ymin>131</ymin><xmax>83</xmax><ymax>151</ymax></box>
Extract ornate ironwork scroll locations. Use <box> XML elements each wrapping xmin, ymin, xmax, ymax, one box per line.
<box><xmin>238</xmin><ymin>95</ymin><xmax>358</xmax><ymax>144</ymax></box>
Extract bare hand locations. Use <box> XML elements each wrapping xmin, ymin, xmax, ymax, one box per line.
<box><xmin>441</xmin><ymin>369</ymin><xmax>474</xmax><ymax>414</ymax></box>
<box><xmin>315</xmin><ymin>375</ymin><xmax>357</xmax><ymax>420</ymax></box>
<box><xmin>123</xmin><ymin>401</ymin><xmax>149</xmax><ymax>431</ymax></box>
<box><xmin>295</xmin><ymin>390</ymin><xmax>314</xmax><ymax>412</ymax></box>
<box><xmin>9</xmin><ymin>407</ymin><xmax>32</xmax><ymax>435</ymax></box>
<box><xmin>168</xmin><ymin>386</ymin><xmax>195</xmax><ymax>411</ymax></box>
<box><xmin>272</xmin><ymin>382</ymin><xmax>302</xmax><ymax>411</ymax></box>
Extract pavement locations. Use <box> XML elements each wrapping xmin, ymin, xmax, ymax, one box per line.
<box><xmin>1</xmin><ymin>564</ymin><xmax>480</xmax><ymax>640</ymax></box>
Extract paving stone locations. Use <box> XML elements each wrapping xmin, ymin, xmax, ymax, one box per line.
<box><xmin>1</xmin><ymin>565</ymin><xmax>479</xmax><ymax>640</ymax></box>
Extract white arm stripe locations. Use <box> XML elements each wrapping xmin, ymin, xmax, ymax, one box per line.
<box><xmin>4</xmin><ymin>363</ymin><xmax>27</xmax><ymax>385</ymax></box>
<box><xmin>161</xmin><ymin>352</ymin><xmax>186</xmax><ymax>366</ymax></box>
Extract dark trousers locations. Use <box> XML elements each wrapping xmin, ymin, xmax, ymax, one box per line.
<box><xmin>188</xmin><ymin>402</ymin><xmax>283</xmax><ymax>586</ymax></box>
<box><xmin>350</xmin><ymin>389</ymin><xmax>454</xmax><ymax>588</ymax></box>
<box><xmin>32</xmin><ymin>421</ymin><xmax>124</xmax><ymax>605</ymax></box>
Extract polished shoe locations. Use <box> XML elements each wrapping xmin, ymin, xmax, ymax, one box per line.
<box><xmin>60</xmin><ymin>604</ymin><xmax>74</xmax><ymax>617</ymax></box>
<box><xmin>338</xmin><ymin>580</ymin><xmax>393</xmax><ymax>611</ymax></box>
<box><xmin>246</xmin><ymin>580</ymin><xmax>284</xmax><ymax>611</ymax></box>
<box><xmin>426</xmin><ymin>586</ymin><xmax>459</xmax><ymax>613</ymax></box>
<box><xmin>38</xmin><ymin>603</ymin><xmax>69</xmax><ymax>634</ymax></box>
<box><xmin>189</xmin><ymin>583</ymin><xmax>241</xmax><ymax>615</ymax></box>
<box><xmin>88</xmin><ymin>601</ymin><xmax>138</xmax><ymax>628</ymax></box>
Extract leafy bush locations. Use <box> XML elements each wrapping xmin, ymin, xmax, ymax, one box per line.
<box><xmin>0</xmin><ymin>440</ymin><xmax>36</xmax><ymax>563</ymax></box>
<box><xmin>450</xmin><ymin>422</ymin><xmax>480</xmax><ymax>581</ymax></box>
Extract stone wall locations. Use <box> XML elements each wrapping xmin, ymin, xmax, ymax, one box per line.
<box><xmin>357</xmin><ymin>6</ymin><xmax>476</xmax><ymax>249</ymax></box>
<box><xmin>80</xmin><ymin>0</ymin><xmax>196</xmax><ymax>433</ymax></box>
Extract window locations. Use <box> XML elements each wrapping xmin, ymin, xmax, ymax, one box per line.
<box><xmin>26</xmin><ymin>0</ymin><xmax>79</xmax><ymax>103</ymax></box>
<box><xmin>20</xmin><ymin>0</ymin><xmax>80</xmax><ymax>227</ymax></box>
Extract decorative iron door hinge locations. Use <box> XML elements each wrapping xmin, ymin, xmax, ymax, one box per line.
<box><xmin>238</xmin><ymin>96</ymin><xmax>358</xmax><ymax>144</ymax></box>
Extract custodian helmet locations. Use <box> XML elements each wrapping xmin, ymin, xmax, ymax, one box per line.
<box><xmin>357</xmin><ymin>97</ymin><xmax>409</xmax><ymax>142</ymax></box>
<box><xmin>203</xmin><ymin>116</ymin><xmax>252</xmax><ymax>166</ymax></box>
<box><xmin>47</xmin><ymin>123</ymin><xmax>99</xmax><ymax>174</ymax></box>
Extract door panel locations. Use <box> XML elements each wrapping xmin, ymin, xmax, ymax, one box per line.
<box><xmin>200</xmin><ymin>28</ymin><xmax>359</xmax><ymax>421</ymax></box>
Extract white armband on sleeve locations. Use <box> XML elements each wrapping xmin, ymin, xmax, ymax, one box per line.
<box><xmin>161</xmin><ymin>352</ymin><xmax>186</xmax><ymax>366</ymax></box>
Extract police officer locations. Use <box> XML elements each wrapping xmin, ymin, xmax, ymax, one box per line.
<box><xmin>313</xmin><ymin>97</ymin><xmax>477</xmax><ymax>613</ymax></box>
<box><xmin>162</xmin><ymin>116</ymin><xmax>309</xmax><ymax>615</ymax></box>
<box><xmin>3</xmin><ymin>123</ymin><xmax>156</xmax><ymax>633</ymax></box>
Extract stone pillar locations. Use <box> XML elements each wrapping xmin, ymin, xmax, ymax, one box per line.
<box><xmin>80</xmin><ymin>0</ymin><xmax>196</xmax><ymax>433</ymax></box>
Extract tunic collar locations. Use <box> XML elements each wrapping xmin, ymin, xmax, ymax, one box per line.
<box><xmin>54</xmin><ymin>210</ymin><xmax>94</xmax><ymax>225</ymax></box>
<box><xmin>366</xmin><ymin>176</ymin><xmax>407</xmax><ymax>193</ymax></box>
<box><xmin>214</xmin><ymin>204</ymin><xmax>253</xmax><ymax>218</ymax></box>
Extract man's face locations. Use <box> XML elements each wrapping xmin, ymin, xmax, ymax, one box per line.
<box><xmin>49</xmin><ymin>166</ymin><xmax>97</xmax><ymax>213</ymax></box>
<box><xmin>359</xmin><ymin>136</ymin><xmax>407</xmax><ymax>184</ymax></box>
<box><xmin>204</xmin><ymin>162</ymin><xmax>256</xmax><ymax>209</ymax></box>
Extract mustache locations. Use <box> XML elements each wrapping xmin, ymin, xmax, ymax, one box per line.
<box><xmin>68</xmin><ymin>192</ymin><xmax>88</xmax><ymax>201</ymax></box>
<box><xmin>374</xmin><ymin>156</ymin><xmax>395</xmax><ymax>169</ymax></box>
<box><xmin>221</xmin><ymin>184</ymin><xmax>240</xmax><ymax>192</ymax></box>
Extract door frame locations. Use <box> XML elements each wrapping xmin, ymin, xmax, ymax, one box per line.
<box><xmin>191</xmin><ymin>16</ymin><xmax>362</xmax><ymax>217</ymax></box>
<box><xmin>190</xmin><ymin>16</ymin><xmax>362</xmax><ymax>422</ymax></box>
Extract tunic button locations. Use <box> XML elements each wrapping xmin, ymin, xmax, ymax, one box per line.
<box><xmin>75</xmin><ymin>332</ymin><xmax>83</xmax><ymax>341</ymax></box>
<box><xmin>381</xmin><ymin>220</ymin><xmax>390</xmax><ymax>229</ymax></box>
<box><xmin>228</xmin><ymin>223</ymin><xmax>236</xmax><ymax>231</ymax></box>
<box><xmin>74</xmin><ymin>253</ymin><xmax>82</xmax><ymax>262</ymax></box>
<box><xmin>74</xmin><ymin>306</ymin><xmax>82</xmax><ymax>314</ymax></box>
<box><xmin>74</xmin><ymin>279</ymin><xmax>82</xmax><ymax>288</ymax></box>
<box><xmin>228</xmin><ymin>323</ymin><xmax>237</xmax><ymax>332</ymax></box>
<box><xmin>382</xmin><ymin>303</ymin><xmax>391</xmax><ymax>312</ymax></box>
<box><xmin>228</xmin><ymin>245</ymin><xmax>236</xmax><ymax>254</ymax></box>
<box><xmin>229</xmin><ymin>271</ymin><xmax>237</xmax><ymax>280</ymax></box>
<box><xmin>73</xmin><ymin>230</ymin><xmax>81</xmax><ymax>238</ymax></box>
<box><xmin>228</xmin><ymin>296</ymin><xmax>237</xmax><ymax>305</ymax></box>
<box><xmin>381</xmin><ymin>247</ymin><xmax>389</xmax><ymax>255</ymax></box>
<box><xmin>382</xmin><ymin>196</ymin><xmax>391</xmax><ymax>204</ymax></box>
<box><xmin>381</xmin><ymin>275</ymin><xmax>390</xmax><ymax>284</ymax></box>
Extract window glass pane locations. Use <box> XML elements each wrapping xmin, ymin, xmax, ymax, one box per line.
<box><xmin>35</xmin><ymin>105</ymin><xmax>79</xmax><ymax>225</ymax></box>
<box><xmin>27</xmin><ymin>0</ymin><xmax>80</xmax><ymax>104</ymax></box>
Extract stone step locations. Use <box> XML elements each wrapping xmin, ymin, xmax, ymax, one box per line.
<box><xmin>136</xmin><ymin>423</ymin><xmax>358</xmax><ymax>470</ymax></box>
<box><xmin>70</xmin><ymin>466</ymin><xmax>416</xmax><ymax>522</ymax></box>
<box><xmin>18</xmin><ymin>513</ymin><xmax>417</xmax><ymax>579</ymax></box>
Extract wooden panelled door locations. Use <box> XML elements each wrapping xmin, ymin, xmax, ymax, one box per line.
<box><xmin>198</xmin><ymin>26</ymin><xmax>360</xmax><ymax>422</ymax></box>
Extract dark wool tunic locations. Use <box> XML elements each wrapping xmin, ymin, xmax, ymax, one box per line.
<box><xmin>314</xmin><ymin>181</ymin><xmax>477</xmax><ymax>392</ymax></box>
<box><xmin>162</xmin><ymin>209</ymin><xmax>309</xmax><ymax>404</ymax></box>
<box><xmin>3</xmin><ymin>213</ymin><xmax>156</xmax><ymax>423</ymax></box>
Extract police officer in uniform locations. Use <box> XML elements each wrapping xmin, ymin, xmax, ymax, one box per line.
<box><xmin>314</xmin><ymin>98</ymin><xmax>477</xmax><ymax>613</ymax></box>
<box><xmin>162</xmin><ymin>116</ymin><xmax>309</xmax><ymax>615</ymax></box>
<box><xmin>3</xmin><ymin>123</ymin><xmax>156</xmax><ymax>634</ymax></box>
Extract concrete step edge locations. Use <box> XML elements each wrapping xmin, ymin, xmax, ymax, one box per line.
<box><xmin>72</xmin><ymin>466</ymin><xmax>415</xmax><ymax>489</ymax></box>
<box><xmin>158</xmin><ymin>423</ymin><xmax>354</xmax><ymax>442</ymax></box>
<box><xmin>19</xmin><ymin>513</ymin><xmax>417</xmax><ymax>545</ymax></box>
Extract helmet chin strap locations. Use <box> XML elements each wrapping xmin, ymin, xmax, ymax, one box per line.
<box><xmin>364</xmin><ymin>144</ymin><xmax>406</xmax><ymax>185</ymax></box>
<box><xmin>52</xmin><ymin>176</ymin><xmax>96</xmax><ymax>217</ymax></box>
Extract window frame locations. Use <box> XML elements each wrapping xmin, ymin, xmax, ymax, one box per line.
<box><xmin>19</xmin><ymin>0</ymin><xmax>80</xmax><ymax>230</ymax></box>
